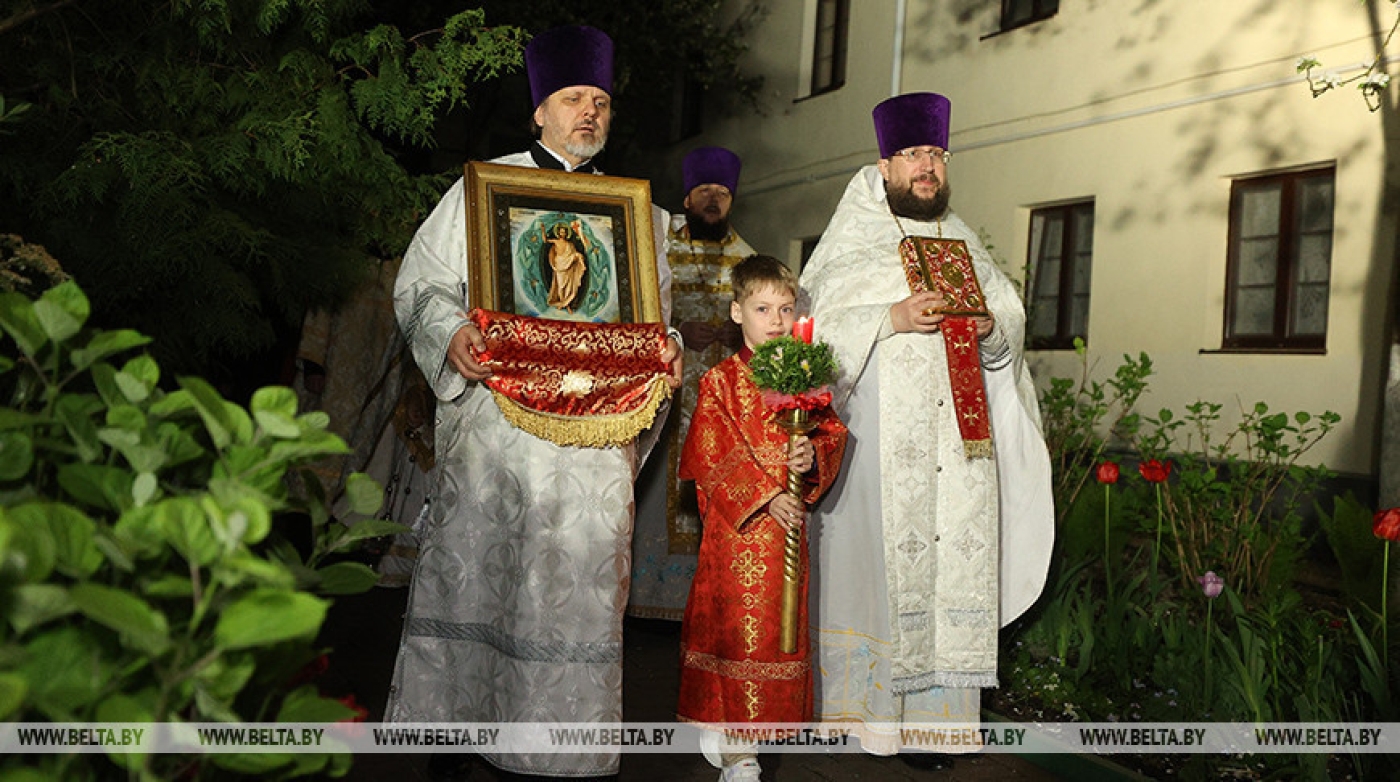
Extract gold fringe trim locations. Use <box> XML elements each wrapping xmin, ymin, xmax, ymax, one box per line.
<box><xmin>489</xmin><ymin>377</ymin><xmax>672</xmax><ymax>448</ymax></box>
<box><xmin>963</xmin><ymin>437</ymin><xmax>994</xmax><ymax>459</ymax></box>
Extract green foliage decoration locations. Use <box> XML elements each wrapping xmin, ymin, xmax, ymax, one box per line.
<box><xmin>0</xmin><ymin>278</ymin><xmax>405</xmax><ymax>779</ymax></box>
<box><xmin>748</xmin><ymin>336</ymin><xmax>837</xmax><ymax>396</ymax></box>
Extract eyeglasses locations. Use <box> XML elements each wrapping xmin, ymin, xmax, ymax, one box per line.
<box><xmin>892</xmin><ymin>147</ymin><xmax>952</xmax><ymax>165</ymax></box>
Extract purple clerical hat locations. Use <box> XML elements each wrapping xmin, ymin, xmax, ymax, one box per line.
<box><xmin>872</xmin><ymin>92</ymin><xmax>952</xmax><ymax>158</ymax></box>
<box><xmin>525</xmin><ymin>25</ymin><xmax>614</xmax><ymax>107</ymax></box>
<box><xmin>682</xmin><ymin>146</ymin><xmax>742</xmax><ymax>196</ymax></box>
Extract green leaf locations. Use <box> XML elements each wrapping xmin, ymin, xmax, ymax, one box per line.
<box><xmin>251</xmin><ymin>386</ymin><xmax>299</xmax><ymax>418</ymax></box>
<box><xmin>95</xmin><ymin>692</ymin><xmax>154</xmax><ymax>771</ymax></box>
<box><xmin>38</xmin><ymin>502</ymin><xmax>104</xmax><ymax>578</ymax></box>
<box><xmin>278</xmin><ymin>685</ymin><xmax>359</xmax><ymax>722</ymax></box>
<box><xmin>195</xmin><ymin>654</ymin><xmax>256</xmax><ymax>702</ymax></box>
<box><xmin>0</xmin><ymin>290</ymin><xmax>47</xmax><ymax>355</ymax></box>
<box><xmin>112</xmin><ymin>504</ymin><xmax>167</xmax><ymax>559</ymax></box>
<box><xmin>132</xmin><ymin>471</ymin><xmax>158</xmax><ymax>506</ymax></box>
<box><xmin>342</xmin><ymin>472</ymin><xmax>384</xmax><ymax>516</ymax></box>
<box><xmin>33</xmin><ymin>281</ymin><xmax>89</xmax><ymax>343</ymax></box>
<box><xmin>0</xmin><ymin>672</ymin><xmax>27</xmax><ymax>720</ymax></box>
<box><xmin>179</xmin><ymin>376</ymin><xmax>234</xmax><ymax>449</ymax></box>
<box><xmin>55</xmin><ymin>393</ymin><xmax>104</xmax><ymax>463</ymax></box>
<box><xmin>313</xmin><ymin>561</ymin><xmax>380</xmax><ymax>594</ymax></box>
<box><xmin>0</xmin><ymin>408</ymin><xmax>38</xmax><ymax>430</ymax></box>
<box><xmin>254</xmin><ymin>409</ymin><xmax>301</xmax><ymax>438</ymax></box>
<box><xmin>69</xmin><ymin>329</ymin><xmax>151</xmax><ymax>371</ymax></box>
<box><xmin>7</xmin><ymin>584</ymin><xmax>75</xmax><ymax>635</ymax></box>
<box><xmin>56</xmin><ymin>463</ymin><xmax>134</xmax><ymax>512</ymax></box>
<box><xmin>214</xmin><ymin>589</ymin><xmax>328</xmax><ymax>650</ymax></box>
<box><xmin>156</xmin><ymin>497</ymin><xmax>220</xmax><ymax>566</ymax></box>
<box><xmin>120</xmin><ymin>355</ymin><xmax>160</xmax><ymax>396</ymax></box>
<box><xmin>0</xmin><ymin>431</ymin><xmax>34</xmax><ymax>481</ymax></box>
<box><xmin>0</xmin><ymin>507</ymin><xmax>55</xmax><ymax>581</ymax></box>
<box><xmin>141</xmin><ymin>574</ymin><xmax>194</xmax><ymax>598</ymax></box>
<box><xmin>70</xmin><ymin>582</ymin><xmax>171</xmax><ymax>656</ymax></box>
<box><xmin>20</xmin><ymin>626</ymin><xmax>112</xmax><ymax>715</ymax></box>
<box><xmin>214</xmin><ymin>552</ymin><xmax>296</xmax><ymax>589</ymax></box>
<box><xmin>327</xmin><ymin>518</ymin><xmax>410</xmax><ymax>552</ymax></box>
<box><xmin>268</xmin><ymin>429</ymin><xmax>350</xmax><ymax>463</ymax></box>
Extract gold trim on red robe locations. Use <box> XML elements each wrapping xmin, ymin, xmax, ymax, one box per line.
<box><xmin>470</xmin><ymin>309</ymin><xmax>672</xmax><ymax>447</ymax></box>
<box><xmin>676</xmin><ymin>354</ymin><xmax>848</xmax><ymax>726</ymax></box>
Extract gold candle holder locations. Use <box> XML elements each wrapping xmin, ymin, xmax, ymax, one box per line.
<box><xmin>776</xmin><ymin>407</ymin><xmax>817</xmax><ymax>654</ymax></box>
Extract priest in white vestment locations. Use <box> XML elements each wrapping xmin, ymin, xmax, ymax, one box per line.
<box><xmin>801</xmin><ymin>92</ymin><xmax>1054</xmax><ymax>758</ymax></box>
<box><xmin>386</xmin><ymin>26</ymin><xmax>681</xmax><ymax>779</ymax></box>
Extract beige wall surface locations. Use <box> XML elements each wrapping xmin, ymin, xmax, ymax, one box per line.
<box><xmin>674</xmin><ymin>0</ymin><xmax>1395</xmax><ymax>476</ymax></box>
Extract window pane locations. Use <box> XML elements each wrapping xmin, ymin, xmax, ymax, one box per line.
<box><xmin>1292</xmin><ymin>283</ymin><xmax>1328</xmax><ymax>335</ymax></box>
<box><xmin>1030</xmin><ymin>296</ymin><xmax>1058</xmax><ymax>337</ymax></box>
<box><xmin>1005</xmin><ymin>0</ymin><xmax>1034</xmax><ymax>26</ymax></box>
<box><xmin>1232</xmin><ymin>287</ymin><xmax>1276</xmax><ymax>335</ymax></box>
<box><xmin>1296</xmin><ymin>234</ymin><xmax>1331</xmax><ymax>283</ymax></box>
<box><xmin>1070</xmin><ymin>292</ymin><xmax>1090</xmax><ymax>336</ymax></box>
<box><xmin>1238</xmin><ymin>186</ymin><xmax>1281</xmax><ymax>238</ymax></box>
<box><xmin>1235</xmin><ymin>237</ymin><xmax>1278</xmax><ymax>286</ymax></box>
<box><xmin>1297</xmin><ymin>176</ymin><xmax>1334</xmax><ymax>233</ymax></box>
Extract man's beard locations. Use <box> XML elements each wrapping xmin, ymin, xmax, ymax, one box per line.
<box><xmin>886</xmin><ymin>176</ymin><xmax>951</xmax><ymax>222</ymax></box>
<box><xmin>685</xmin><ymin>210</ymin><xmax>730</xmax><ymax>242</ymax></box>
<box><xmin>564</xmin><ymin>132</ymin><xmax>607</xmax><ymax>161</ymax></box>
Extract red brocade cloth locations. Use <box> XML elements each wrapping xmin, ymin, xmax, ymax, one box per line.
<box><xmin>469</xmin><ymin>309</ymin><xmax>672</xmax><ymax>448</ymax></box>
<box><xmin>898</xmin><ymin>236</ymin><xmax>993</xmax><ymax>459</ymax></box>
<box><xmin>676</xmin><ymin>355</ymin><xmax>847</xmax><ymax>726</ymax></box>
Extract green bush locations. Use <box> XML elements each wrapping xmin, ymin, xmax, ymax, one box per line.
<box><xmin>0</xmin><ymin>280</ymin><xmax>405</xmax><ymax>779</ymax></box>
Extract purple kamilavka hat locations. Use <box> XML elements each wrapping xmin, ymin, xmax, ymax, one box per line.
<box><xmin>682</xmin><ymin>146</ymin><xmax>742</xmax><ymax>196</ymax></box>
<box><xmin>872</xmin><ymin>92</ymin><xmax>952</xmax><ymax>158</ymax></box>
<box><xmin>525</xmin><ymin>25</ymin><xmax>614</xmax><ymax>107</ymax></box>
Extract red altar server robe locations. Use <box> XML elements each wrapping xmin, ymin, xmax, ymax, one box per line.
<box><xmin>677</xmin><ymin>352</ymin><xmax>847</xmax><ymax>726</ymax></box>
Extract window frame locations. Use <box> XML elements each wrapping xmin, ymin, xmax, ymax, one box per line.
<box><xmin>1221</xmin><ymin>166</ymin><xmax>1335</xmax><ymax>352</ymax></box>
<box><xmin>1026</xmin><ymin>200</ymin><xmax>1095</xmax><ymax>351</ymax></box>
<box><xmin>808</xmin><ymin>0</ymin><xmax>850</xmax><ymax>97</ymax></box>
<box><xmin>999</xmin><ymin>0</ymin><xmax>1060</xmax><ymax>33</ymax></box>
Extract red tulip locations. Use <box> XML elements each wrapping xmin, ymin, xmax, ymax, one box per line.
<box><xmin>1095</xmin><ymin>461</ymin><xmax>1119</xmax><ymax>484</ymax></box>
<box><xmin>1374</xmin><ymin>508</ymin><xmax>1400</xmax><ymax>542</ymax></box>
<box><xmin>1139</xmin><ymin>459</ymin><xmax>1171</xmax><ymax>483</ymax></box>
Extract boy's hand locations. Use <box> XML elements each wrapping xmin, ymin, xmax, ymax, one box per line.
<box><xmin>768</xmin><ymin>492</ymin><xmax>806</xmax><ymax>532</ymax></box>
<box><xmin>787</xmin><ymin>435</ymin><xmax>815</xmax><ymax>474</ymax></box>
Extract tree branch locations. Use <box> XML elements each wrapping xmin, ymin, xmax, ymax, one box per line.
<box><xmin>0</xmin><ymin>0</ymin><xmax>82</xmax><ymax>38</ymax></box>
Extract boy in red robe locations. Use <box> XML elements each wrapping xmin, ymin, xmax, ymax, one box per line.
<box><xmin>677</xmin><ymin>254</ymin><xmax>848</xmax><ymax>782</ymax></box>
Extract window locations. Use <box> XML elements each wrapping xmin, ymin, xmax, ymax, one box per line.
<box><xmin>1223</xmin><ymin>167</ymin><xmax>1334</xmax><ymax>351</ymax></box>
<box><xmin>1000</xmin><ymin>0</ymin><xmax>1059</xmax><ymax>32</ymax></box>
<box><xmin>1027</xmin><ymin>201</ymin><xmax>1094</xmax><ymax>350</ymax></box>
<box><xmin>810</xmin><ymin>0</ymin><xmax>849</xmax><ymax>96</ymax></box>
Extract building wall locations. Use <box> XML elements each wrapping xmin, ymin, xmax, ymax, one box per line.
<box><xmin>671</xmin><ymin>0</ymin><xmax>1396</xmax><ymax>478</ymax></box>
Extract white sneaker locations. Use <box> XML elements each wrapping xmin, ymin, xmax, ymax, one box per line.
<box><xmin>720</xmin><ymin>757</ymin><xmax>761</xmax><ymax>782</ymax></box>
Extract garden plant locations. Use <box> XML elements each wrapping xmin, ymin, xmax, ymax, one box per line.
<box><xmin>1002</xmin><ymin>340</ymin><xmax>1393</xmax><ymax>781</ymax></box>
<box><xmin>0</xmin><ymin>272</ymin><xmax>406</xmax><ymax>780</ymax></box>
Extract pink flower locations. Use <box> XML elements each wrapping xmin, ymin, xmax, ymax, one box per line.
<box><xmin>1197</xmin><ymin>571</ymin><xmax>1224</xmax><ymax>599</ymax></box>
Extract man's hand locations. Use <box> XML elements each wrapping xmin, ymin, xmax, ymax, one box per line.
<box><xmin>447</xmin><ymin>323</ymin><xmax>491</xmax><ymax>381</ymax></box>
<box><xmin>662</xmin><ymin>337</ymin><xmax>683</xmax><ymax>389</ymax></box>
<box><xmin>972</xmin><ymin>314</ymin><xmax>995</xmax><ymax>338</ymax></box>
<box><xmin>891</xmin><ymin>291</ymin><xmax>948</xmax><ymax>333</ymax></box>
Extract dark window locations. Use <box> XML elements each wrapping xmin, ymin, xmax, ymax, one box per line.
<box><xmin>800</xmin><ymin>236</ymin><xmax>822</xmax><ymax>271</ymax></box>
<box><xmin>811</xmin><ymin>0</ymin><xmax>849</xmax><ymax>96</ymax></box>
<box><xmin>1027</xmin><ymin>201</ymin><xmax>1094</xmax><ymax>350</ymax></box>
<box><xmin>1223</xmin><ymin>167</ymin><xmax>1334</xmax><ymax>351</ymax></box>
<box><xmin>1001</xmin><ymin>0</ymin><xmax>1059</xmax><ymax>32</ymax></box>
